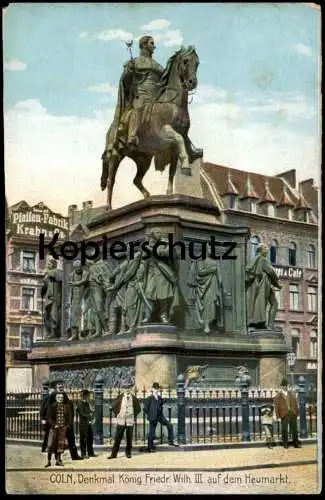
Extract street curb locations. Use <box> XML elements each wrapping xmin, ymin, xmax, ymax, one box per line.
<box><xmin>6</xmin><ymin>437</ymin><xmax>317</xmax><ymax>452</ymax></box>
<box><xmin>6</xmin><ymin>460</ymin><xmax>318</xmax><ymax>473</ymax></box>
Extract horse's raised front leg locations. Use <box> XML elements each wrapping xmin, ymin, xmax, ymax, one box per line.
<box><xmin>161</xmin><ymin>124</ymin><xmax>189</xmax><ymax>170</ymax></box>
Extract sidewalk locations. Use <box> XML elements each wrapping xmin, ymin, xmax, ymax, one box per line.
<box><xmin>6</xmin><ymin>443</ymin><xmax>320</xmax><ymax>494</ymax></box>
<box><xmin>6</xmin><ymin>441</ymin><xmax>318</xmax><ymax>471</ymax></box>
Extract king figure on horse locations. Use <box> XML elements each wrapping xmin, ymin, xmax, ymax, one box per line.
<box><xmin>101</xmin><ymin>35</ymin><xmax>203</xmax><ymax>209</ymax></box>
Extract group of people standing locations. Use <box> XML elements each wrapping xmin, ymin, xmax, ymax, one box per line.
<box><xmin>40</xmin><ymin>380</ymin><xmax>96</xmax><ymax>467</ymax></box>
<box><xmin>40</xmin><ymin>380</ymin><xmax>177</xmax><ymax>466</ymax></box>
<box><xmin>108</xmin><ymin>381</ymin><xmax>178</xmax><ymax>459</ymax></box>
<box><xmin>41</xmin><ymin>377</ymin><xmax>302</xmax><ymax>466</ymax></box>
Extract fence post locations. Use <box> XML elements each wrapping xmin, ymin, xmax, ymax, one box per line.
<box><xmin>176</xmin><ymin>374</ymin><xmax>186</xmax><ymax>445</ymax></box>
<box><xmin>238</xmin><ymin>372</ymin><xmax>251</xmax><ymax>442</ymax></box>
<box><xmin>298</xmin><ymin>375</ymin><xmax>308</xmax><ymax>439</ymax></box>
<box><xmin>93</xmin><ymin>375</ymin><xmax>104</xmax><ymax>445</ymax></box>
<box><xmin>42</xmin><ymin>378</ymin><xmax>50</xmax><ymax>399</ymax></box>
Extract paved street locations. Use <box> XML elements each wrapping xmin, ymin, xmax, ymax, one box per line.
<box><xmin>6</xmin><ymin>443</ymin><xmax>320</xmax><ymax>494</ymax></box>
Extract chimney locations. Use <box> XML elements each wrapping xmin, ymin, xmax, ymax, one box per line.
<box><xmin>275</xmin><ymin>169</ymin><xmax>296</xmax><ymax>188</ymax></box>
<box><xmin>82</xmin><ymin>201</ymin><xmax>93</xmax><ymax>210</ymax></box>
<box><xmin>68</xmin><ymin>204</ymin><xmax>78</xmax><ymax>220</ymax></box>
<box><xmin>299</xmin><ymin>178</ymin><xmax>314</xmax><ymax>189</ymax></box>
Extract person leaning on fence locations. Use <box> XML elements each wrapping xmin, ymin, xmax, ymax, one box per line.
<box><xmin>273</xmin><ymin>377</ymin><xmax>302</xmax><ymax>449</ymax></box>
<box><xmin>45</xmin><ymin>392</ymin><xmax>71</xmax><ymax>467</ymax></box>
<box><xmin>143</xmin><ymin>382</ymin><xmax>178</xmax><ymax>452</ymax></box>
<box><xmin>108</xmin><ymin>382</ymin><xmax>141</xmax><ymax>459</ymax></box>
<box><xmin>259</xmin><ymin>403</ymin><xmax>275</xmax><ymax>449</ymax></box>
<box><xmin>40</xmin><ymin>381</ymin><xmax>56</xmax><ymax>453</ymax></box>
<box><xmin>76</xmin><ymin>389</ymin><xmax>97</xmax><ymax>459</ymax></box>
<box><xmin>48</xmin><ymin>380</ymin><xmax>83</xmax><ymax>460</ymax></box>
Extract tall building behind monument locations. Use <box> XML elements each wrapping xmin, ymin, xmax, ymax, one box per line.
<box><xmin>6</xmin><ymin>201</ymin><xmax>69</xmax><ymax>389</ymax></box>
<box><xmin>201</xmin><ymin>164</ymin><xmax>319</xmax><ymax>388</ymax></box>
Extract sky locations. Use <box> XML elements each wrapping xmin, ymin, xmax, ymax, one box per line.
<box><xmin>3</xmin><ymin>3</ymin><xmax>321</xmax><ymax>214</ymax></box>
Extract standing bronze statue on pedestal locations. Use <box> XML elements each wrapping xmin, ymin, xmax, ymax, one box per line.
<box><xmin>246</xmin><ymin>243</ymin><xmax>282</xmax><ymax>331</ymax></box>
<box><xmin>67</xmin><ymin>260</ymin><xmax>89</xmax><ymax>341</ymax></box>
<box><xmin>41</xmin><ymin>257</ymin><xmax>63</xmax><ymax>339</ymax></box>
<box><xmin>188</xmin><ymin>257</ymin><xmax>224</xmax><ymax>334</ymax></box>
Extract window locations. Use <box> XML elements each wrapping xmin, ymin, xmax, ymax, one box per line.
<box><xmin>22</xmin><ymin>251</ymin><xmax>36</xmax><ymax>273</ymax></box>
<box><xmin>10</xmin><ymin>249</ymin><xmax>21</xmax><ymax>271</ymax></box>
<box><xmin>9</xmin><ymin>286</ymin><xmax>21</xmax><ymax>311</ymax></box>
<box><xmin>251</xmin><ymin>235</ymin><xmax>260</xmax><ymax>258</ymax></box>
<box><xmin>34</xmin><ymin>326</ymin><xmax>44</xmax><ymax>341</ymax></box>
<box><xmin>250</xmin><ymin>200</ymin><xmax>257</xmax><ymax>213</ymax></box>
<box><xmin>7</xmin><ymin>324</ymin><xmax>20</xmax><ymax>350</ymax></box>
<box><xmin>288</xmin><ymin>242</ymin><xmax>297</xmax><ymax>266</ymax></box>
<box><xmin>307</xmin><ymin>286</ymin><xmax>317</xmax><ymax>312</ymax></box>
<box><xmin>229</xmin><ymin>195</ymin><xmax>237</xmax><ymax>209</ymax></box>
<box><xmin>291</xmin><ymin>336</ymin><xmax>300</xmax><ymax>358</ymax></box>
<box><xmin>21</xmin><ymin>326</ymin><xmax>34</xmax><ymax>350</ymax></box>
<box><xmin>21</xmin><ymin>288</ymin><xmax>35</xmax><ymax>311</ymax></box>
<box><xmin>289</xmin><ymin>284</ymin><xmax>300</xmax><ymax>310</ymax></box>
<box><xmin>310</xmin><ymin>332</ymin><xmax>317</xmax><ymax>358</ymax></box>
<box><xmin>274</xmin><ymin>288</ymin><xmax>284</xmax><ymax>309</ymax></box>
<box><xmin>269</xmin><ymin>239</ymin><xmax>278</xmax><ymax>265</ymax></box>
<box><xmin>267</xmin><ymin>204</ymin><xmax>275</xmax><ymax>217</ymax></box>
<box><xmin>307</xmin><ymin>244</ymin><xmax>316</xmax><ymax>269</ymax></box>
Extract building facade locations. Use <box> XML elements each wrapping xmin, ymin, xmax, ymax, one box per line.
<box><xmin>6</xmin><ymin>201</ymin><xmax>69</xmax><ymax>389</ymax></box>
<box><xmin>201</xmin><ymin>164</ymin><xmax>319</xmax><ymax>390</ymax></box>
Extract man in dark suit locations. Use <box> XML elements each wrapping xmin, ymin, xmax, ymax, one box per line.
<box><xmin>40</xmin><ymin>381</ymin><xmax>56</xmax><ymax>452</ymax></box>
<box><xmin>274</xmin><ymin>377</ymin><xmax>302</xmax><ymax>449</ymax></box>
<box><xmin>76</xmin><ymin>389</ymin><xmax>97</xmax><ymax>459</ymax></box>
<box><xmin>143</xmin><ymin>382</ymin><xmax>178</xmax><ymax>452</ymax></box>
<box><xmin>48</xmin><ymin>380</ymin><xmax>83</xmax><ymax>460</ymax></box>
<box><xmin>108</xmin><ymin>382</ymin><xmax>141</xmax><ymax>459</ymax></box>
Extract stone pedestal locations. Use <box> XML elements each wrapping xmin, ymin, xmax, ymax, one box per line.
<box><xmin>173</xmin><ymin>158</ymin><xmax>204</xmax><ymax>198</ymax></box>
<box><xmin>28</xmin><ymin>195</ymin><xmax>288</xmax><ymax>390</ymax></box>
<box><xmin>135</xmin><ymin>353</ymin><xmax>177</xmax><ymax>389</ymax></box>
<box><xmin>133</xmin><ymin>326</ymin><xmax>178</xmax><ymax>389</ymax></box>
<box><xmin>259</xmin><ymin>356</ymin><xmax>286</xmax><ymax>388</ymax></box>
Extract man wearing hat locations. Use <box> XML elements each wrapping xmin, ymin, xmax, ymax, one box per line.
<box><xmin>40</xmin><ymin>381</ymin><xmax>57</xmax><ymax>452</ymax></box>
<box><xmin>76</xmin><ymin>389</ymin><xmax>96</xmax><ymax>459</ymax></box>
<box><xmin>259</xmin><ymin>403</ymin><xmax>275</xmax><ymax>449</ymax></box>
<box><xmin>108</xmin><ymin>382</ymin><xmax>141</xmax><ymax>459</ymax></box>
<box><xmin>48</xmin><ymin>380</ymin><xmax>83</xmax><ymax>460</ymax></box>
<box><xmin>143</xmin><ymin>382</ymin><xmax>178</xmax><ymax>452</ymax></box>
<box><xmin>274</xmin><ymin>377</ymin><xmax>301</xmax><ymax>449</ymax></box>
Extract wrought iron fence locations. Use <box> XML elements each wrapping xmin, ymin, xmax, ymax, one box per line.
<box><xmin>5</xmin><ymin>376</ymin><xmax>317</xmax><ymax>447</ymax></box>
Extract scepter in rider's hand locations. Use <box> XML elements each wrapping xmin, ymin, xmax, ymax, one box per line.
<box><xmin>125</xmin><ymin>40</ymin><xmax>134</xmax><ymax>60</ymax></box>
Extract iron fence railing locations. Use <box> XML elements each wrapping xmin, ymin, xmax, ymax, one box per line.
<box><xmin>6</xmin><ymin>377</ymin><xmax>317</xmax><ymax>446</ymax></box>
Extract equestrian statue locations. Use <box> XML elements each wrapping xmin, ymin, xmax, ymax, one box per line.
<box><xmin>100</xmin><ymin>35</ymin><xmax>203</xmax><ymax>209</ymax></box>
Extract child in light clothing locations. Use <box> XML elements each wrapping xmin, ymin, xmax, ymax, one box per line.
<box><xmin>259</xmin><ymin>404</ymin><xmax>275</xmax><ymax>449</ymax></box>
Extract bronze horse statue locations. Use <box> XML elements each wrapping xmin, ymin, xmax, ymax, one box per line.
<box><xmin>100</xmin><ymin>46</ymin><xmax>200</xmax><ymax>209</ymax></box>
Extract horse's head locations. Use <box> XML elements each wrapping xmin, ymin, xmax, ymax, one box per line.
<box><xmin>176</xmin><ymin>45</ymin><xmax>199</xmax><ymax>91</ymax></box>
<box><xmin>160</xmin><ymin>46</ymin><xmax>199</xmax><ymax>94</ymax></box>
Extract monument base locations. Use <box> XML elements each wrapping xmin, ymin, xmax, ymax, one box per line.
<box><xmin>135</xmin><ymin>353</ymin><xmax>177</xmax><ymax>389</ymax></box>
<box><xmin>30</xmin><ymin>327</ymin><xmax>289</xmax><ymax>389</ymax></box>
<box><xmin>259</xmin><ymin>356</ymin><xmax>286</xmax><ymax>388</ymax></box>
<box><xmin>173</xmin><ymin>158</ymin><xmax>204</xmax><ymax>198</ymax></box>
<box><xmin>28</xmin><ymin>196</ymin><xmax>289</xmax><ymax>390</ymax></box>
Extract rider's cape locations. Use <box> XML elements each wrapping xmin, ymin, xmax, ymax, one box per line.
<box><xmin>105</xmin><ymin>63</ymin><xmax>133</xmax><ymax>155</ymax></box>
